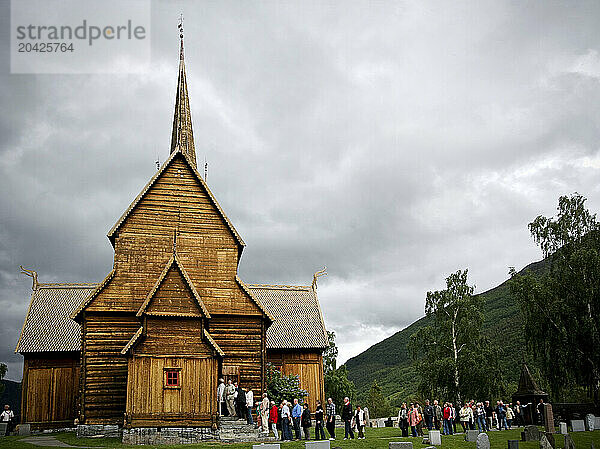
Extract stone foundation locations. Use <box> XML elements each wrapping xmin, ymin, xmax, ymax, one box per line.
<box><xmin>122</xmin><ymin>427</ymin><xmax>219</xmax><ymax>445</ymax></box>
<box><xmin>76</xmin><ymin>424</ymin><xmax>122</xmax><ymax>438</ymax></box>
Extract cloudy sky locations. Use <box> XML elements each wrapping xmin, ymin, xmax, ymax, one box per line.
<box><xmin>2</xmin><ymin>0</ymin><xmax>600</xmax><ymax>381</ymax></box>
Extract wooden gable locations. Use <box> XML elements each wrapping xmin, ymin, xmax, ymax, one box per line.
<box><xmin>75</xmin><ymin>152</ymin><xmax>268</xmax><ymax>317</ymax></box>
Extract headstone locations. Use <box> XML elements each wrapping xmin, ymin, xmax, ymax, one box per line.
<box><xmin>544</xmin><ymin>432</ymin><xmax>555</xmax><ymax>449</ymax></box>
<box><xmin>378</xmin><ymin>418</ymin><xmax>387</xmax><ymax>428</ymax></box>
<box><xmin>559</xmin><ymin>422</ymin><xmax>568</xmax><ymax>435</ymax></box>
<box><xmin>571</xmin><ymin>420</ymin><xmax>585</xmax><ymax>432</ymax></box>
<box><xmin>429</xmin><ymin>430</ymin><xmax>441</xmax><ymax>446</ymax></box>
<box><xmin>17</xmin><ymin>424</ymin><xmax>31</xmax><ymax>436</ymax></box>
<box><xmin>306</xmin><ymin>441</ymin><xmax>330</xmax><ymax>449</ymax></box>
<box><xmin>595</xmin><ymin>417</ymin><xmax>600</xmax><ymax>430</ymax></box>
<box><xmin>540</xmin><ymin>435</ymin><xmax>553</xmax><ymax>449</ymax></box>
<box><xmin>476</xmin><ymin>432</ymin><xmax>490</xmax><ymax>449</ymax></box>
<box><xmin>544</xmin><ymin>404</ymin><xmax>555</xmax><ymax>434</ymax></box>
<box><xmin>252</xmin><ymin>445</ymin><xmax>280</xmax><ymax>449</ymax></box>
<box><xmin>564</xmin><ymin>434</ymin><xmax>575</xmax><ymax>449</ymax></box>
<box><xmin>584</xmin><ymin>414</ymin><xmax>595</xmax><ymax>431</ymax></box>
<box><xmin>465</xmin><ymin>430</ymin><xmax>480</xmax><ymax>442</ymax></box>
<box><xmin>389</xmin><ymin>443</ymin><xmax>413</xmax><ymax>449</ymax></box>
<box><xmin>522</xmin><ymin>425</ymin><xmax>541</xmax><ymax>441</ymax></box>
<box><xmin>0</xmin><ymin>422</ymin><xmax>6</xmax><ymax>437</ymax></box>
<box><xmin>508</xmin><ymin>440</ymin><xmax>519</xmax><ymax>449</ymax></box>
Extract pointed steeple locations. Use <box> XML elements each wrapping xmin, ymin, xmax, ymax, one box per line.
<box><xmin>170</xmin><ymin>18</ymin><xmax>196</xmax><ymax>167</ymax></box>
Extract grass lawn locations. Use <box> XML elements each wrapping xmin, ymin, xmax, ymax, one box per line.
<box><xmin>1</xmin><ymin>427</ymin><xmax>599</xmax><ymax>449</ymax></box>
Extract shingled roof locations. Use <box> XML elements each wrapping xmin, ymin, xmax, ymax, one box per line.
<box><xmin>248</xmin><ymin>284</ymin><xmax>329</xmax><ymax>350</ymax></box>
<box><xmin>16</xmin><ymin>283</ymin><xmax>95</xmax><ymax>353</ymax></box>
<box><xmin>17</xmin><ymin>282</ymin><xmax>328</xmax><ymax>353</ymax></box>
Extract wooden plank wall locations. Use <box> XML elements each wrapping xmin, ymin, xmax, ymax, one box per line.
<box><xmin>126</xmin><ymin>356</ymin><xmax>217</xmax><ymax>427</ymax></box>
<box><xmin>22</xmin><ymin>353</ymin><xmax>79</xmax><ymax>428</ymax></box>
<box><xmin>82</xmin><ymin>314</ymin><xmax>140</xmax><ymax>424</ymax></box>
<box><xmin>267</xmin><ymin>351</ymin><xmax>324</xmax><ymax>411</ymax></box>
<box><xmin>135</xmin><ymin>319</ymin><xmax>210</xmax><ymax>355</ymax></box>
<box><xmin>209</xmin><ymin>315</ymin><xmax>264</xmax><ymax>393</ymax></box>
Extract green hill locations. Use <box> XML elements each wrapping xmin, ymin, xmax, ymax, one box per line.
<box><xmin>345</xmin><ymin>259</ymin><xmax>547</xmax><ymax>406</ymax></box>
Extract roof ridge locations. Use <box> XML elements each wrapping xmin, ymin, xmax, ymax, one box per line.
<box><xmin>247</xmin><ymin>283</ymin><xmax>312</xmax><ymax>291</ymax></box>
<box><xmin>39</xmin><ymin>283</ymin><xmax>99</xmax><ymax>288</ymax></box>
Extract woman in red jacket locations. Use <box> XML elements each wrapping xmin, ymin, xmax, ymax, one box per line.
<box><xmin>269</xmin><ymin>401</ymin><xmax>279</xmax><ymax>439</ymax></box>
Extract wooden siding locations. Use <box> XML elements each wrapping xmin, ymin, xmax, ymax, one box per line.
<box><xmin>86</xmin><ymin>156</ymin><xmax>262</xmax><ymax>316</ymax></box>
<box><xmin>82</xmin><ymin>314</ymin><xmax>140</xmax><ymax>424</ymax></box>
<box><xmin>209</xmin><ymin>315</ymin><xmax>265</xmax><ymax>392</ymax></box>
<box><xmin>135</xmin><ymin>319</ymin><xmax>210</xmax><ymax>357</ymax></box>
<box><xmin>268</xmin><ymin>351</ymin><xmax>324</xmax><ymax>411</ymax></box>
<box><xmin>145</xmin><ymin>265</ymin><xmax>203</xmax><ymax>317</ymax></box>
<box><xmin>126</xmin><ymin>356</ymin><xmax>217</xmax><ymax>427</ymax></box>
<box><xmin>21</xmin><ymin>353</ymin><xmax>79</xmax><ymax>428</ymax></box>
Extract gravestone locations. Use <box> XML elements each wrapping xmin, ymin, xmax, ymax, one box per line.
<box><xmin>252</xmin><ymin>445</ymin><xmax>280</xmax><ymax>449</ymax></box>
<box><xmin>17</xmin><ymin>424</ymin><xmax>31</xmax><ymax>436</ymax></box>
<box><xmin>429</xmin><ymin>430</ymin><xmax>441</xmax><ymax>446</ymax></box>
<box><xmin>378</xmin><ymin>418</ymin><xmax>387</xmax><ymax>428</ymax></box>
<box><xmin>522</xmin><ymin>425</ymin><xmax>541</xmax><ymax>441</ymax></box>
<box><xmin>564</xmin><ymin>434</ymin><xmax>575</xmax><ymax>449</ymax></box>
<box><xmin>0</xmin><ymin>422</ymin><xmax>6</xmax><ymax>437</ymax></box>
<box><xmin>306</xmin><ymin>441</ymin><xmax>330</xmax><ymax>449</ymax></box>
<box><xmin>584</xmin><ymin>414</ymin><xmax>595</xmax><ymax>431</ymax></box>
<box><xmin>465</xmin><ymin>430</ymin><xmax>480</xmax><ymax>442</ymax></box>
<box><xmin>540</xmin><ymin>435</ymin><xmax>553</xmax><ymax>449</ymax></box>
<box><xmin>544</xmin><ymin>404</ymin><xmax>554</xmax><ymax>434</ymax></box>
<box><xmin>559</xmin><ymin>422</ymin><xmax>568</xmax><ymax>435</ymax></box>
<box><xmin>508</xmin><ymin>440</ymin><xmax>519</xmax><ymax>449</ymax></box>
<box><xmin>389</xmin><ymin>443</ymin><xmax>413</xmax><ymax>449</ymax></box>
<box><xmin>476</xmin><ymin>432</ymin><xmax>490</xmax><ymax>449</ymax></box>
<box><xmin>544</xmin><ymin>432</ymin><xmax>555</xmax><ymax>449</ymax></box>
<box><xmin>595</xmin><ymin>417</ymin><xmax>600</xmax><ymax>430</ymax></box>
<box><xmin>570</xmin><ymin>420</ymin><xmax>585</xmax><ymax>432</ymax></box>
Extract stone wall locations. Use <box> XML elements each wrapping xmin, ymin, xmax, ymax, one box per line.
<box><xmin>76</xmin><ymin>424</ymin><xmax>122</xmax><ymax>438</ymax></box>
<box><xmin>121</xmin><ymin>427</ymin><xmax>219</xmax><ymax>445</ymax></box>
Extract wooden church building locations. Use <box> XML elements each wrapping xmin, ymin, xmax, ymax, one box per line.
<box><xmin>15</xmin><ymin>34</ymin><xmax>328</xmax><ymax>431</ymax></box>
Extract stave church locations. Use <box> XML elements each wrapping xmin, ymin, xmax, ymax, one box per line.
<box><xmin>15</xmin><ymin>32</ymin><xmax>328</xmax><ymax>434</ymax></box>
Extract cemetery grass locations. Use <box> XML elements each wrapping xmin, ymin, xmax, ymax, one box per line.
<box><xmin>1</xmin><ymin>428</ymin><xmax>600</xmax><ymax>449</ymax></box>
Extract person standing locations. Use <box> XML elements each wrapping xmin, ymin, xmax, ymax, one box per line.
<box><xmin>235</xmin><ymin>384</ymin><xmax>247</xmax><ymax>420</ymax></box>
<box><xmin>424</xmin><ymin>399</ymin><xmax>434</xmax><ymax>431</ymax></box>
<box><xmin>443</xmin><ymin>402</ymin><xmax>453</xmax><ymax>435</ymax></box>
<box><xmin>281</xmin><ymin>400</ymin><xmax>292</xmax><ymax>441</ymax></box>
<box><xmin>245</xmin><ymin>389</ymin><xmax>254</xmax><ymax>424</ymax></box>
<box><xmin>269</xmin><ymin>401</ymin><xmax>279</xmax><ymax>439</ymax></box>
<box><xmin>460</xmin><ymin>403</ymin><xmax>472</xmax><ymax>432</ymax></box>
<box><xmin>217</xmin><ymin>378</ymin><xmax>226</xmax><ymax>416</ymax></box>
<box><xmin>434</xmin><ymin>399</ymin><xmax>443</xmax><ymax>430</ymax></box>
<box><xmin>225</xmin><ymin>380</ymin><xmax>236</xmax><ymax>417</ymax></box>
<box><xmin>354</xmin><ymin>405</ymin><xmax>367</xmax><ymax>439</ymax></box>
<box><xmin>398</xmin><ymin>403</ymin><xmax>409</xmax><ymax>437</ymax></box>
<box><xmin>514</xmin><ymin>401</ymin><xmax>524</xmax><ymax>427</ymax></box>
<box><xmin>1</xmin><ymin>405</ymin><xmax>14</xmax><ymax>436</ymax></box>
<box><xmin>537</xmin><ymin>399</ymin><xmax>545</xmax><ymax>426</ymax></box>
<box><xmin>506</xmin><ymin>403</ymin><xmax>514</xmax><ymax>429</ymax></box>
<box><xmin>326</xmin><ymin>397</ymin><xmax>336</xmax><ymax>440</ymax></box>
<box><xmin>301</xmin><ymin>403</ymin><xmax>312</xmax><ymax>440</ymax></box>
<box><xmin>484</xmin><ymin>401</ymin><xmax>493</xmax><ymax>431</ymax></box>
<box><xmin>315</xmin><ymin>400</ymin><xmax>326</xmax><ymax>440</ymax></box>
<box><xmin>341</xmin><ymin>397</ymin><xmax>355</xmax><ymax>440</ymax></box>
<box><xmin>291</xmin><ymin>398</ymin><xmax>303</xmax><ymax>440</ymax></box>
<box><xmin>476</xmin><ymin>402</ymin><xmax>487</xmax><ymax>432</ymax></box>
<box><xmin>261</xmin><ymin>393</ymin><xmax>270</xmax><ymax>432</ymax></box>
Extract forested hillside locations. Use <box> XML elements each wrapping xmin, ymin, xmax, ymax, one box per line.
<box><xmin>345</xmin><ymin>259</ymin><xmax>547</xmax><ymax>406</ymax></box>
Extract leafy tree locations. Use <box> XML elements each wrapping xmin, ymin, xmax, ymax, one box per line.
<box><xmin>366</xmin><ymin>380</ymin><xmax>393</xmax><ymax>418</ymax></box>
<box><xmin>510</xmin><ymin>193</ymin><xmax>600</xmax><ymax>401</ymax></box>
<box><xmin>410</xmin><ymin>269</ymin><xmax>497</xmax><ymax>403</ymax></box>
<box><xmin>325</xmin><ymin>365</ymin><xmax>356</xmax><ymax>407</ymax></box>
<box><xmin>0</xmin><ymin>363</ymin><xmax>6</xmax><ymax>397</ymax></box>
<box><xmin>266</xmin><ymin>363</ymin><xmax>308</xmax><ymax>405</ymax></box>
<box><xmin>323</xmin><ymin>331</ymin><xmax>338</xmax><ymax>375</ymax></box>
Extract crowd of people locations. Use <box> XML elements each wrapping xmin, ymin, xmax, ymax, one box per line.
<box><xmin>397</xmin><ymin>398</ymin><xmax>545</xmax><ymax>437</ymax></box>
<box><xmin>216</xmin><ymin>378</ymin><xmax>368</xmax><ymax>441</ymax></box>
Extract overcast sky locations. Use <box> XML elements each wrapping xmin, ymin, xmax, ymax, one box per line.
<box><xmin>1</xmin><ymin>0</ymin><xmax>600</xmax><ymax>381</ymax></box>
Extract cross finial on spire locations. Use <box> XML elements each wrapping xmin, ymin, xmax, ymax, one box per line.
<box><xmin>178</xmin><ymin>14</ymin><xmax>184</xmax><ymax>60</ymax></box>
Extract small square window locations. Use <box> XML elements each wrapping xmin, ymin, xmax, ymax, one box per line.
<box><xmin>164</xmin><ymin>368</ymin><xmax>181</xmax><ymax>388</ymax></box>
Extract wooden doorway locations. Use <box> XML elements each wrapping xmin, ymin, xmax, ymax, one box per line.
<box><xmin>222</xmin><ymin>365</ymin><xmax>239</xmax><ymax>385</ymax></box>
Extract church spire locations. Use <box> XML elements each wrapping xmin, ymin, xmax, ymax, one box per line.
<box><xmin>170</xmin><ymin>16</ymin><xmax>196</xmax><ymax>167</ymax></box>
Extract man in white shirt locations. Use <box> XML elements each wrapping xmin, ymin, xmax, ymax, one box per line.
<box><xmin>1</xmin><ymin>405</ymin><xmax>14</xmax><ymax>435</ymax></box>
<box><xmin>281</xmin><ymin>400</ymin><xmax>292</xmax><ymax>441</ymax></box>
<box><xmin>217</xmin><ymin>378</ymin><xmax>226</xmax><ymax>416</ymax></box>
<box><xmin>245</xmin><ymin>389</ymin><xmax>254</xmax><ymax>424</ymax></box>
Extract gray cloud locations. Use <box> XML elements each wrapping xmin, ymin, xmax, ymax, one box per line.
<box><xmin>2</xmin><ymin>0</ymin><xmax>600</xmax><ymax>379</ymax></box>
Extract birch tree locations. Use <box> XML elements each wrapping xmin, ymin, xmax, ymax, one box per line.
<box><xmin>410</xmin><ymin>269</ymin><xmax>484</xmax><ymax>403</ymax></box>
